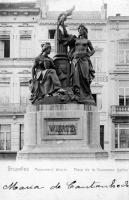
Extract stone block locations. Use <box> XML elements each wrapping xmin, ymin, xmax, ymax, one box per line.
<box><xmin>17</xmin><ymin>104</ymin><xmax>108</xmax><ymax>159</ymax></box>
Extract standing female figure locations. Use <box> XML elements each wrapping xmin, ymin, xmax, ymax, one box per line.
<box><xmin>61</xmin><ymin>23</ymin><xmax>95</xmax><ymax>103</ymax></box>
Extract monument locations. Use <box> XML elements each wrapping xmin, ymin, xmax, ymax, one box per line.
<box><xmin>17</xmin><ymin>7</ymin><xmax>108</xmax><ymax>159</ymax></box>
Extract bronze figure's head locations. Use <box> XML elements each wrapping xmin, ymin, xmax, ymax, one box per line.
<box><xmin>78</xmin><ymin>24</ymin><xmax>88</xmax><ymax>38</ymax></box>
<box><xmin>41</xmin><ymin>42</ymin><xmax>51</xmax><ymax>54</ymax></box>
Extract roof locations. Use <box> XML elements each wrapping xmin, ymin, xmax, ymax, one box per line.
<box><xmin>0</xmin><ymin>3</ymin><xmax>106</xmax><ymax>23</ymax></box>
<box><xmin>108</xmin><ymin>16</ymin><xmax>129</xmax><ymax>21</ymax></box>
<box><xmin>39</xmin><ymin>11</ymin><xmax>106</xmax><ymax>24</ymax></box>
<box><xmin>47</xmin><ymin>11</ymin><xmax>102</xmax><ymax>20</ymax></box>
<box><xmin>0</xmin><ymin>2</ymin><xmax>40</xmax><ymax>16</ymax></box>
<box><xmin>0</xmin><ymin>2</ymin><xmax>36</xmax><ymax>9</ymax></box>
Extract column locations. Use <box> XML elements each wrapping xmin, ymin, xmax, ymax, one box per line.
<box><xmin>23</xmin><ymin>106</ymin><xmax>37</xmax><ymax>150</ymax></box>
<box><xmin>97</xmin><ymin>93</ymin><xmax>102</xmax><ymax>111</ymax></box>
<box><xmin>10</xmin><ymin>74</ymin><xmax>20</xmax><ymax>104</ymax></box>
<box><xmin>11</xmin><ymin>26</ymin><xmax>19</xmax><ymax>58</ymax></box>
<box><xmin>11</xmin><ymin>123</ymin><xmax>20</xmax><ymax>151</ymax></box>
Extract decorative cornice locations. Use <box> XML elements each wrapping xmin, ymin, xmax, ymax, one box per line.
<box><xmin>0</xmin><ymin>70</ymin><xmax>12</xmax><ymax>74</ymax></box>
<box><xmin>18</xmin><ymin>24</ymin><xmax>35</xmax><ymax>27</ymax></box>
<box><xmin>109</xmin><ymin>68</ymin><xmax>129</xmax><ymax>75</ymax></box>
<box><xmin>0</xmin><ymin>31</ymin><xmax>10</xmax><ymax>35</ymax></box>
<box><xmin>0</xmin><ymin>65</ymin><xmax>32</xmax><ymax>68</ymax></box>
<box><xmin>0</xmin><ymin>9</ymin><xmax>40</xmax><ymax>16</ymax></box>
<box><xmin>0</xmin><ymin>77</ymin><xmax>10</xmax><ymax>83</ymax></box>
<box><xmin>20</xmin><ymin>77</ymin><xmax>31</xmax><ymax>83</ymax></box>
<box><xmin>0</xmin><ymin>2</ymin><xmax>36</xmax><ymax>9</ymax></box>
<box><xmin>19</xmin><ymin>30</ymin><xmax>32</xmax><ymax>35</ymax></box>
<box><xmin>0</xmin><ymin>24</ymin><xmax>12</xmax><ymax>27</ymax></box>
<box><xmin>18</xmin><ymin>70</ymin><xmax>31</xmax><ymax>74</ymax></box>
<box><xmin>0</xmin><ymin>58</ymin><xmax>34</xmax><ymax>61</ymax></box>
<box><xmin>38</xmin><ymin>19</ymin><xmax>107</xmax><ymax>26</ymax></box>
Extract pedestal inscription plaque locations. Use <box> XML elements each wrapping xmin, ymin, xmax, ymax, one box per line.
<box><xmin>43</xmin><ymin>118</ymin><xmax>81</xmax><ymax>139</ymax></box>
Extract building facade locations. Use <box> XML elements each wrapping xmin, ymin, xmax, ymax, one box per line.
<box><xmin>108</xmin><ymin>15</ymin><xmax>129</xmax><ymax>159</ymax></box>
<box><xmin>0</xmin><ymin>0</ymin><xmax>128</xmax><ymax>160</ymax></box>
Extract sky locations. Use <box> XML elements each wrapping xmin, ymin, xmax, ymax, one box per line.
<box><xmin>1</xmin><ymin>0</ymin><xmax>129</xmax><ymax>16</ymax></box>
<box><xmin>47</xmin><ymin>0</ymin><xmax>129</xmax><ymax>16</ymax></box>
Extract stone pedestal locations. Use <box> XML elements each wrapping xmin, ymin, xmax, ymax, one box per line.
<box><xmin>17</xmin><ymin>104</ymin><xmax>108</xmax><ymax>159</ymax></box>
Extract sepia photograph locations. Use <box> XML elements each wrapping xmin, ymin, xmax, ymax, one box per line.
<box><xmin>0</xmin><ymin>0</ymin><xmax>129</xmax><ymax>199</ymax></box>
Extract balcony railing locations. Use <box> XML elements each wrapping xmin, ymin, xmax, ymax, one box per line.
<box><xmin>111</xmin><ymin>105</ymin><xmax>129</xmax><ymax>116</ymax></box>
<box><xmin>0</xmin><ymin>58</ymin><xmax>34</xmax><ymax>67</ymax></box>
<box><xmin>0</xmin><ymin>103</ymin><xmax>29</xmax><ymax>114</ymax></box>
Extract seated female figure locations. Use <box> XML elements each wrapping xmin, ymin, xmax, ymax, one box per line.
<box><xmin>30</xmin><ymin>42</ymin><xmax>63</xmax><ymax>103</ymax></box>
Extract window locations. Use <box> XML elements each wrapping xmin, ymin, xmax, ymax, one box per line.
<box><xmin>119</xmin><ymin>81</ymin><xmax>129</xmax><ymax>106</ymax></box>
<box><xmin>91</xmin><ymin>51</ymin><xmax>102</xmax><ymax>72</ymax></box>
<box><xmin>0</xmin><ymin>83</ymin><xmax>10</xmax><ymax>104</ymax></box>
<box><xmin>0</xmin><ymin>36</ymin><xmax>10</xmax><ymax>58</ymax></box>
<box><xmin>20</xmin><ymin>34</ymin><xmax>32</xmax><ymax>58</ymax></box>
<box><xmin>115</xmin><ymin>124</ymin><xmax>129</xmax><ymax>149</ymax></box>
<box><xmin>20</xmin><ymin>82</ymin><xmax>30</xmax><ymax>104</ymax></box>
<box><xmin>100</xmin><ymin>125</ymin><xmax>104</xmax><ymax>149</ymax></box>
<box><xmin>0</xmin><ymin>124</ymin><xmax>11</xmax><ymax>150</ymax></box>
<box><xmin>48</xmin><ymin>29</ymin><xmax>56</xmax><ymax>39</ymax></box>
<box><xmin>118</xmin><ymin>41</ymin><xmax>129</xmax><ymax>64</ymax></box>
<box><xmin>20</xmin><ymin>124</ymin><xmax>24</xmax><ymax>150</ymax></box>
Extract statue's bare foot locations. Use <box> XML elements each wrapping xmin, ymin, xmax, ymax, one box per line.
<box><xmin>57</xmin><ymin>88</ymin><xmax>67</xmax><ymax>94</ymax></box>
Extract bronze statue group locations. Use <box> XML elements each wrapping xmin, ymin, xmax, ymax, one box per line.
<box><xmin>29</xmin><ymin>13</ymin><xmax>96</xmax><ymax>105</ymax></box>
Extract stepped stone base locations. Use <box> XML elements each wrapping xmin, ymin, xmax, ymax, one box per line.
<box><xmin>17</xmin><ymin>104</ymin><xmax>108</xmax><ymax>160</ymax></box>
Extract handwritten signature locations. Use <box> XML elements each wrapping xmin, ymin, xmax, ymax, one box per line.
<box><xmin>2</xmin><ymin>179</ymin><xmax>129</xmax><ymax>190</ymax></box>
